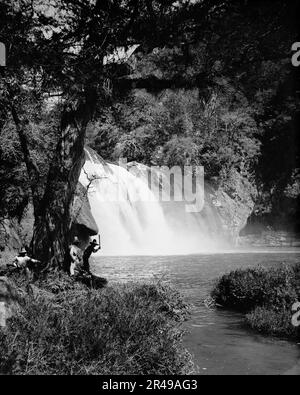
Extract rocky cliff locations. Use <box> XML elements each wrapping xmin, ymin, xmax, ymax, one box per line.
<box><xmin>208</xmin><ymin>170</ymin><xmax>257</xmax><ymax>245</ymax></box>
<box><xmin>70</xmin><ymin>182</ymin><xmax>99</xmax><ymax>247</ymax></box>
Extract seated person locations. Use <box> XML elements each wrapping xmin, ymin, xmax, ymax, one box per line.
<box><xmin>8</xmin><ymin>247</ymin><xmax>41</xmax><ymax>280</ymax></box>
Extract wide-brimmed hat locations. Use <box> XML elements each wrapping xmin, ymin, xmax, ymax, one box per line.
<box><xmin>90</xmin><ymin>239</ymin><xmax>99</xmax><ymax>245</ymax></box>
<box><xmin>19</xmin><ymin>247</ymin><xmax>27</xmax><ymax>255</ymax></box>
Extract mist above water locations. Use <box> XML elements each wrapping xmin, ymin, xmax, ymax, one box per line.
<box><xmin>79</xmin><ymin>148</ymin><xmax>229</xmax><ymax>255</ymax></box>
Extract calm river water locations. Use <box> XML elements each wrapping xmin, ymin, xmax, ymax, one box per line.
<box><xmin>93</xmin><ymin>250</ymin><xmax>300</xmax><ymax>375</ymax></box>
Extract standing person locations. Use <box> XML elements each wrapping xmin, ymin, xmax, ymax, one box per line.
<box><xmin>8</xmin><ymin>247</ymin><xmax>41</xmax><ymax>281</ymax></box>
<box><xmin>68</xmin><ymin>236</ymin><xmax>82</xmax><ymax>276</ymax></box>
<box><xmin>82</xmin><ymin>239</ymin><xmax>101</xmax><ymax>274</ymax></box>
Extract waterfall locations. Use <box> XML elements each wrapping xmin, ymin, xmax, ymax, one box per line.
<box><xmin>79</xmin><ymin>148</ymin><xmax>229</xmax><ymax>255</ymax></box>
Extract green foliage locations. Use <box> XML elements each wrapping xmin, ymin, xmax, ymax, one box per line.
<box><xmin>246</xmin><ymin>306</ymin><xmax>299</xmax><ymax>340</ymax></box>
<box><xmin>0</xmin><ymin>122</ymin><xmax>28</xmax><ymax>220</ymax></box>
<box><xmin>212</xmin><ymin>265</ymin><xmax>298</xmax><ymax>312</ymax></box>
<box><xmin>212</xmin><ymin>264</ymin><xmax>300</xmax><ymax>340</ymax></box>
<box><xmin>0</xmin><ymin>104</ymin><xmax>61</xmax><ymax>223</ymax></box>
<box><xmin>0</xmin><ymin>280</ymin><xmax>196</xmax><ymax>375</ymax></box>
<box><xmin>91</xmin><ymin>88</ymin><xmax>260</xmax><ymax>185</ymax></box>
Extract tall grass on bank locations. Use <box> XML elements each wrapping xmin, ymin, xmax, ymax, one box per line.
<box><xmin>0</xmin><ymin>280</ymin><xmax>196</xmax><ymax>375</ymax></box>
<box><xmin>211</xmin><ymin>264</ymin><xmax>300</xmax><ymax>340</ymax></box>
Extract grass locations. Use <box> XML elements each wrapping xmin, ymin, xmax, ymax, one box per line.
<box><xmin>0</xmin><ymin>273</ymin><xmax>196</xmax><ymax>375</ymax></box>
<box><xmin>211</xmin><ymin>264</ymin><xmax>300</xmax><ymax>340</ymax></box>
<box><xmin>245</xmin><ymin>306</ymin><xmax>298</xmax><ymax>338</ymax></box>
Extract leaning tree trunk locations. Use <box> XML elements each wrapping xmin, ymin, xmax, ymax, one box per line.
<box><xmin>31</xmin><ymin>89</ymin><xmax>96</xmax><ymax>268</ymax></box>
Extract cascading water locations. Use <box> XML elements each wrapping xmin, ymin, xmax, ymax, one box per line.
<box><xmin>79</xmin><ymin>148</ymin><xmax>230</xmax><ymax>255</ymax></box>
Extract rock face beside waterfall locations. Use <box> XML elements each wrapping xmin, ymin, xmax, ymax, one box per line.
<box><xmin>206</xmin><ymin>171</ymin><xmax>256</xmax><ymax>244</ymax></box>
<box><xmin>210</xmin><ymin>188</ymin><xmax>254</xmax><ymax>244</ymax></box>
<box><xmin>70</xmin><ymin>183</ymin><xmax>99</xmax><ymax>247</ymax></box>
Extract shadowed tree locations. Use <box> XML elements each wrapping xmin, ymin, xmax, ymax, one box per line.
<box><xmin>0</xmin><ymin>0</ymin><xmax>142</xmax><ymax>266</ymax></box>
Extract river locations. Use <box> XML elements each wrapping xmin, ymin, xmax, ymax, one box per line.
<box><xmin>92</xmin><ymin>250</ymin><xmax>300</xmax><ymax>375</ymax></box>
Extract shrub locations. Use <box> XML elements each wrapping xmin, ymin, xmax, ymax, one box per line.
<box><xmin>211</xmin><ymin>265</ymin><xmax>298</xmax><ymax>312</ymax></box>
<box><xmin>246</xmin><ymin>306</ymin><xmax>300</xmax><ymax>340</ymax></box>
<box><xmin>211</xmin><ymin>263</ymin><xmax>300</xmax><ymax>341</ymax></box>
<box><xmin>0</xmin><ymin>281</ymin><xmax>196</xmax><ymax>375</ymax></box>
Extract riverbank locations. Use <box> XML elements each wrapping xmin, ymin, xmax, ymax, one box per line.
<box><xmin>91</xmin><ymin>253</ymin><xmax>300</xmax><ymax>374</ymax></box>
<box><xmin>211</xmin><ymin>264</ymin><xmax>300</xmax><ymax>341</ymax></box>
<box><xmin>239</xmin><ymin>231</ymin><xmax>300</xmax><ymax>248</ymax></box>
<box><xmin>0</xmin><ymin>272</ymin><xmax>196</xmax><ymax>375</ymax></box>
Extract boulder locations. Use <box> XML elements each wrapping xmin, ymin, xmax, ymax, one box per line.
<box><xmin>211</xmin><ymin>170</ymin><xmax>256</xmax><ymax>244</ymax></box>
<box><xmin>70</xmin><ymin>182</ymin><xmax>99</xmax><ymax>248</ymax></box>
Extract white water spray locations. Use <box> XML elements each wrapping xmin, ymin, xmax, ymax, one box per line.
<box><xmin>79</xmin><ymin>148</ymin><xmax>229</xmax><ymax>255</ymax></box>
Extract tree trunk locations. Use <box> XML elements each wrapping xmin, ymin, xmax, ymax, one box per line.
<box><xmin>10</xmin><ymin>105</ymin><xmax>41</xmax><ymax>211</ymax></box>
<box><xmin>31</xmin><ymin>89</ymin><xmax>96</xmax><ymax>268</ymax></box>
